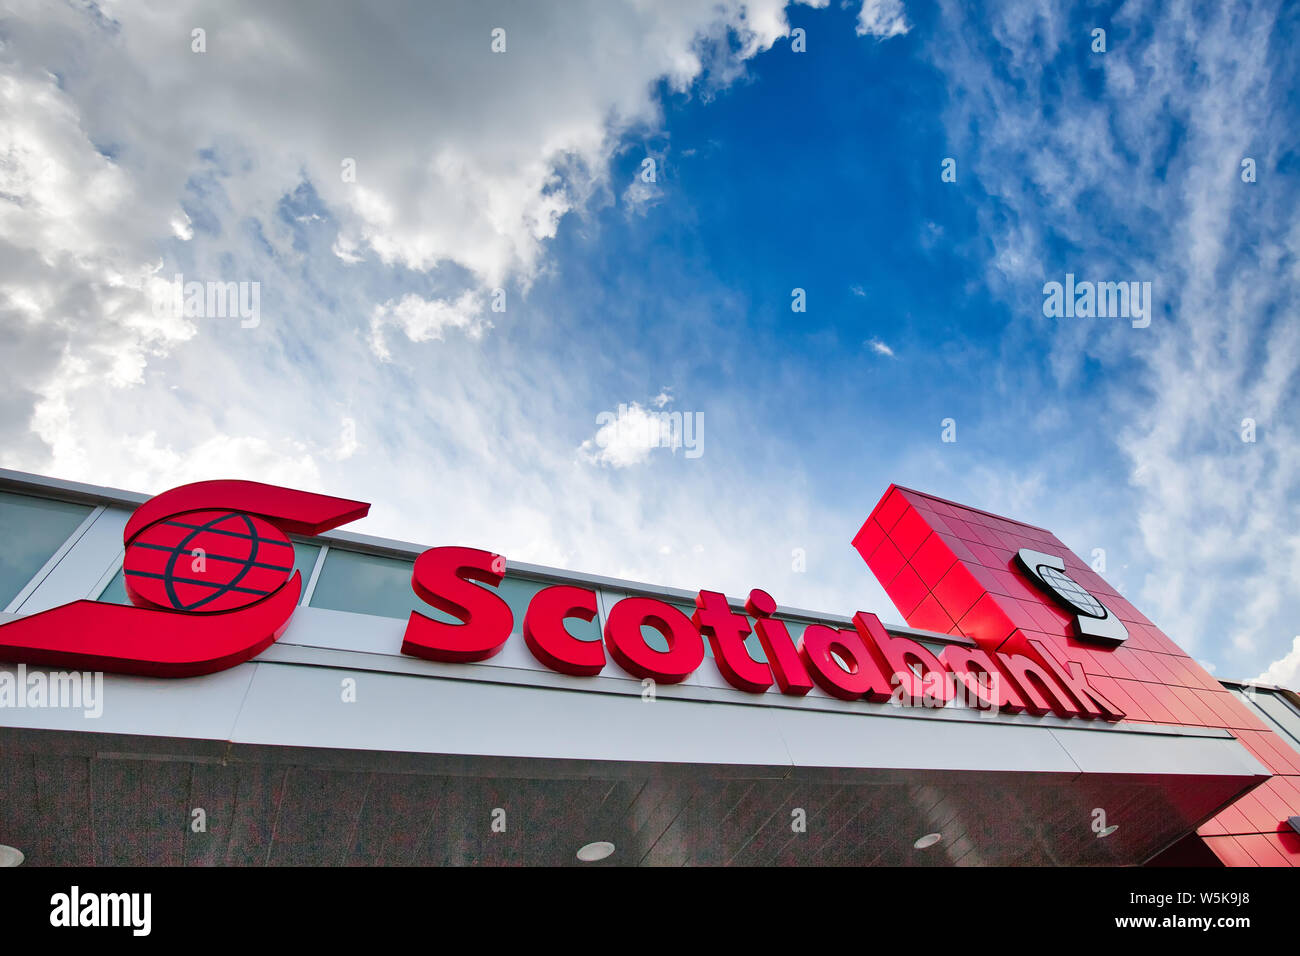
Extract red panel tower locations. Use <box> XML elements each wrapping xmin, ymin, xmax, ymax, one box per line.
<box><xmin>855</xmin><ymin>484</ymin><xmax>1300</xmax><ymax>866</ymax></box>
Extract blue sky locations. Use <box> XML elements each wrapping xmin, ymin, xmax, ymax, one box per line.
<box><xmin>2</xmin><ymin>0</ymin><xmax>1299</xmax><ymax>686</ymax></box>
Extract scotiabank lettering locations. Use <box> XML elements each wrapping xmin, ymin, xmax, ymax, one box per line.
<box><xmin>399</xmin><ymin>547</ymin><xmax>1124</xmax><ymax>721</ymax></box>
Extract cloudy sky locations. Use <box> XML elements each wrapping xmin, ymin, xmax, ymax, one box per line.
<box><xmin>2</xmin><ymin>0</ymin><xmax>1298</xmax><ymax>687</ymax></box>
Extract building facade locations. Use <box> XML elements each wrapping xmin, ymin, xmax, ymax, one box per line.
<box><xmin>0</xmin><ymin>468</ymin><xmax>1297</xmax><ymax>866</ymax></box>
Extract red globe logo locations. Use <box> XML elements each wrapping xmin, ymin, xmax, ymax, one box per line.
<box><xmin>123</xmin><ymin>509</ymin><xmax>296</xmax><ymax>613</ymax></box>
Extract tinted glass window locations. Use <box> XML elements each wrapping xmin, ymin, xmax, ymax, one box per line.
<box><xmin>1251</xmin><ymin>691</ymin><xmax>1300</xmax><ymax>752</ymax></box>
<box><xmin>98</xmin><ymin>567</ymin><xmax>129</xmax><ymax>605</ymax></box>
<box><xmin>309</xmin><ymin>548</ymin><xmax>564</xmax><ymax>632</ymax></box>
<box><xmin>308</xmin><ymin>549</ymin><xmax>429</xmax><ymax>620</ymax></box>
<box><xmin>499</xmin><ymin>576</ymin><xmax>600</xmax><ymax>641</ymax></box>
<box><xmin>0</xmin><ymin>492</ymin><xmax>94</xmax><ymax>608</ymax></box>
<box><xmin>288</xmin><ymin>543</ymin><xmax>321</xmax><ymax>601</ymax></box>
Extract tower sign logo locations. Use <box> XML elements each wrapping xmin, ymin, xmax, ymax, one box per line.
<box><xmin>1014</xmin><ymin>548</ymin><xmax>1129</xmax><ymax>646</ymax></box>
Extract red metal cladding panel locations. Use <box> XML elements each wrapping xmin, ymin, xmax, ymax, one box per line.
<box><xmin>1162</xmin><ymin>655</ymin><xmax>1216</xmax><ymax>691</ymax></box>
<box><xmin>1270</xmin><ymin>774</ymin><xmax>1300</xmax><ymax>807</ymax></box>
<box><xmin>866</xmin><ymin>537</ymin><xmax>907</xmax><ymax>590</ymax></box>
<box><xmin>920</xmin><ymin>510</ymin><xmax>953</xmax><ymax>536</ymax></box>
<box><xmin>943</xmin><ymin>516</ymin><xmax>980</xmax><ymax>544</ymax></box>
<box><xmin>1202</xmin><ymin>802</ymin><xmax>1254</xmax><ymax>837</ymax></box>
<box><xmin>1198</xmin><ymin>814</ymin><xmax>1227</xmax><ymax>837</ymax></box>
<box><xmin>1202</xmin><ymin>836</ymin><xmax>1266</xmax><ymax>868</ymax></box>
<box><xmin>1029</xmin><ymin>597</ymin><xmax>1077</xmax><ymax>634</ymax></box>
<box><xmin>1177</xmin><ymin>686</ymin><xmax>1226</xmax><ymax>727</ymax></box>
<box><xmin>1118</xmin><ymin>649</ymin><xmax>1161</xmax><ymax>684</ymax></box>
<box><xmin>1120</xmin><ymin>681</ymin><xmax>1179</xmax><ymax>724</ymax></box>
<box><xmin>1142</xmin><ymin>653</ymin><xmax>1180</xmax><ymax>686</ymax></box>
<box><xmin>1250</xmin><ymin>731</ymin><xmax>1300</xmax><ymax>775</ymax></box>
<box><xmin>1083</xmin><ymin>673</ymin><xmax>1145</xmax><ymax>721</ymax></box>
<box><xmin>1079</xmin><ymin>644</ymin><xmax>1135</xmax><ymax>681</ymax></box>
<box><xmin>850</xmin><ymin>518</ymin><xmax>886</xmax><ymax>564</ymax></box>
<box><xmin>966</xmin><ymin>540</ymin><xmax>1001</xmax><ymax>568</ymax></box>
<box><xmin>1235</xmin><ymin>834</ymin><xmax>1295</xmax><ymax>867</ymax></box>
<box><xmin>1272</xmin><ymin>829</ymin><xmax>1300</xmax><ymax>863</ymax></box>
<box><xmin>1117</xmin><ymin>681</ymin><xmax>1153</xmax><ymax>723</ymax></box>
<box><xmin>886</xmin><ymin>563</ymin><xmax>929</xmax><ymax>618</ymax></box>
<box><xmin>967</xmin><ymin>563</ymin><xmax>1007</xmax><ymax>597</ymax></box>
<box><xmin>1139</xmin><ymin>682</ymin><xmax>1194</xmax><ymax>724</ymax></box>
<box><xmin>936</xmin><ymin>533</ymin><xmax>979</xmax><ymax>565</ymax></box>
<box><xmin>1170</xmin><ymin>685</ymin><xmax>1222</xmax><ymax>727</ymax></box>
<box><xmin>910</xmin><ymin>532</ymin><xmax>958</xmax><ymax>589</ymax></box>
<box><xmin>954</xmin><ymin>593</ymin><xmax>1017</xmax><ymax>650</ymax></box>
<box><xmin>905</xmin><ymin>592</ymin><xmax>957</xmax><ymax>634</ymax></box>
<box><xmin>992</xmin><ymin>568</ymin><xmax>1046</xmax><ymax>604</ymax></box>
<box><xmin>930</xmin><ymin>562</ymin><xmax>986</xmax><ymax>627</ymax></box>
<box><xmin>889</xmin><ymin>506</ymin><xmax>933</xmax><ymax>560</ymax></box>
<box><xmin>1021</xmin><ymin>598</ymin><xmax>1071</xmax><ymax>637</ymax></box>
<box><xmin>999</xmin><ymin>599</ymin><xmax>1043</xmax><ymax>634</ymax></box>
<box><xmin>1251</xmin><ymin>778</ymin><xmax>1297</xmax><ymax>829</ymax></box>
<box><xmin>872</xmin><ymin>486</ymin><xmax>911</xmax><ymax>534</ymax></box>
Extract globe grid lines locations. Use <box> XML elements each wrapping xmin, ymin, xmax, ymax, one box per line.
<box><xmin>1037</xmin><ymin>565</ymin><xmax>1106</xmax><ymax>618</ymax></box>
<box><xmin>123</xmin><ymin>510</ymin><xmax>295</xmax><ymax>613</ymax></box>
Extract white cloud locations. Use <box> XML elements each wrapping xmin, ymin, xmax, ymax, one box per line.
<box><xmin>332</xmin><ymin>418</ymin><xmax>359</xmax><ymax>462</ymax></box>
<box><xmin>368</xmin><ymin>292</ymin><xmax>490</xmax><ymax>360</ymax></box>
<box><xmin>1253</xmin><ymin>636</ymin><xmax>1300</xmax><ymax>691</ymax></box>
<box><xmin>866</xmin><ymin>338</ymin><xmax>895</xmax><ymax>357</ymax></box>
<box><xmin>857</xmin><ymin>0</ymin><xmax>910</xmax><ymax>38</ymax></box>
<box><xmin>331</xmin><ymin>234</ymin><xmax>365</xmax><ymax>265</ymax></box>
<box><xmin>0</xmin><ymin>0</ymin><xmax>817</xmax><ymax>477</ymax></box>
<box><xmin>622</xmin><ymin>171</ymin><xmax>666</xmax><ymax>215</ymax></box>
<box><xmin>0</xmin><ymin>1</ymin><xmax>911</xmax><ymax>632</ymax></box>
<box><xmin>579</xmin><ymin>403</ymin><xmax>664</xmax><ymax>468</ymax></box>
<box><xmin>925</xmin><ymin>0</ymin><xmax>1300</xmax><ymax>678</ymax></box>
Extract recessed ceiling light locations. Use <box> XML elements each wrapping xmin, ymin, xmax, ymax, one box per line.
<box><xmin>576</xmin><ymin>841</ymin><xmax>615</xmax><ymax>862</ymax></box>
<box><xmin>1096</xmin><ymin>824</ymin><xmax>1119</xmax><ymax>838</ymax></box>
<box><xmin>0</xmin><ymin>845</ymin><xmax>24</xmax><ymax>867</ymax></box>
<box><xmin>913</xmin><ymin>833</ymin><xmax>942</xmax><ymax>850</ymax></box>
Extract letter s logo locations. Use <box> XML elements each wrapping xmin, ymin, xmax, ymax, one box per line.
<box><xmin>0</xmin><ymin>480</ymin><xmax>369</xmax><ymax>676</ymax></box>
<box><xmin>1013</xmin><ymin>548</ymin><xmax>1128</xmax><ymax>647</ymax></box>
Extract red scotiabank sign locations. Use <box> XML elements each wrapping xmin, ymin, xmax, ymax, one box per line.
<box><xmin>0</xmin><ymin>479</ymin><xmax>1126</xmax><ymax>721</ymax></box>
<box><xmin>404</xmin><ymin>545</ymin><xmax>1123</xmax><ymax>720</ymax></box>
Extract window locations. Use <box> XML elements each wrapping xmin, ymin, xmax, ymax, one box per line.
<box><xmin>97</xmin><ymin>567</ymin><xmax>129</xmax><ymax>605</ymax></box>
<box><xmin>307</xmin><ymin>548</ymin><xmax>584</xmax><ymax>638</ymax></box>
<box><xmin>0</xmin><ymin>491</ymin><xmax>94</xmax><ymax>609</ymax></box>
<box><xmin>308</xmin><ymin>549</ymin><xmax>428</xmax><ymax>620</ymax></box>
<box><xmin>1246</xmin><ymin>689</ymin><xmax>1300</xmax><ymax>753</ymax></box>
<box><xmin>288</xmin><ymin>543</ymin><xmax>322</xmax><ymax>601</ymax></box>
<box><xmin>500</xmin><ymin>576</ymin><xmax>600</xmax><ymax>642</ymax></box>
